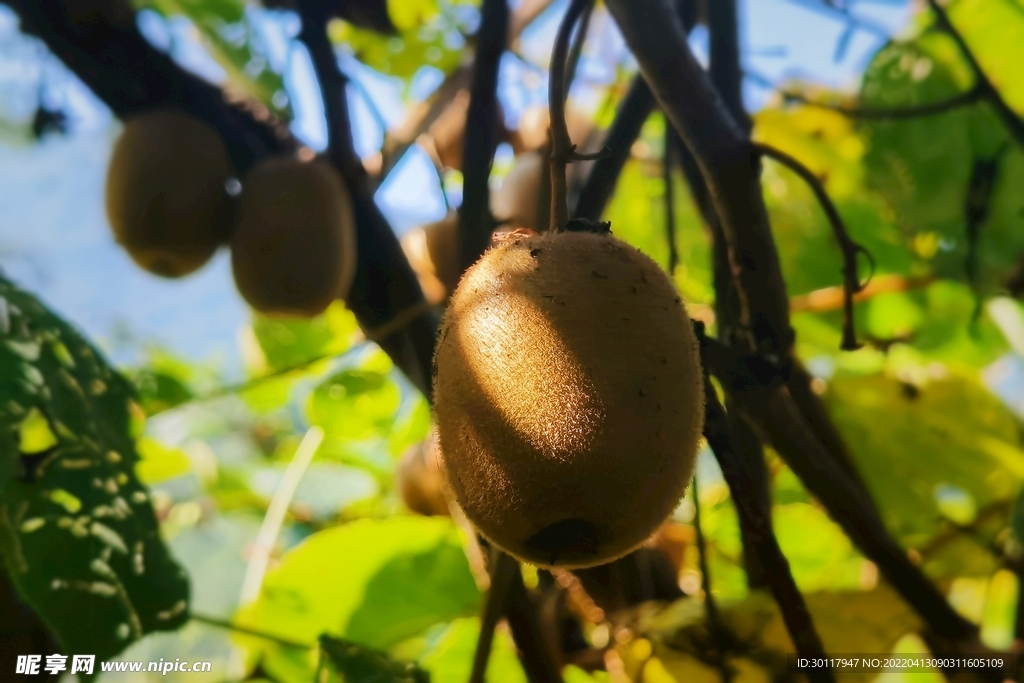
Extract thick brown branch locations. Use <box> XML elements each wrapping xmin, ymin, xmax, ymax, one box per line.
<box><xmin>503</xmin><ymin>564</ymin><xmax>564</xmax><ymax>683</ymax></box>
<box><xmin>470</xmin><ymin>550</ymin><xmax>519</xmax><ymax>683</ymax></box>
<box><xmin>458</xmin><ymin>0</ymin><xmax>507</xmax><ymax>272</ymax></box>
<box><xmin>708</xmin><ymin>0</ymin><xmax>750</xmax><ymax>132</ymax></box>
<box><xmin>926</xmin><ymin>0</ymin><xmax>1024</xmax><ymax>148</ymax></box>
<box><xmin>295</xmin><ymin>1</ymin><xmax>439</xmax><ymax>397</ymax></box>
<box><xmin>700</xmin><ymin>368</ymin><xmax>831</xmax><ymax>680</ymax></box>
<box><xmin>374</xmin><ymin>0</ymin><xmax>553</xmax><ymax>185</ymax></box>
<box><xmin>571</xmin><ymin>0</ymin><xmax>698</xmax><ymax>223</ymax></box>
<box><xmin>752</xmin><ymin>143</ymin><xmax>873</xmax><ymax>351</ymax></box>
<box><xmin>700</xmin><ymin>335</ymin><xmax>978</xmax><ymax>643</ymax></box>
<box><xmin>605</xmin><ymin>0</ymin><xmax>792</xmax><ymax>356</ymax></box>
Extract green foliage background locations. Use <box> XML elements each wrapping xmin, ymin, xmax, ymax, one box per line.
<box><xmin>3</xmin><ymin>0</ymin><xmax>1024</xmax><ymax>681</ymax></box>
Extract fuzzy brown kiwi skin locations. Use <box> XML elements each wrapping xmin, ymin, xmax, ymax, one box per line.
<box><xmin>397</xmin><ymin>432</ymin><xmax>451</xmax><ymax>517</ymax></box>
<box><xmin>105</xmin><ymin>108</ymin><xmax>235</xmax><ymax>278</ymax></box>
<box><xmin>231</xmin><ymin>156</ymin><xmax>357</xmax><ymax>318</ymax></box>
<box><xmin>433</xmin><ymin>230</ymin><xmax>704</xmax><ymax>569</ymax></box>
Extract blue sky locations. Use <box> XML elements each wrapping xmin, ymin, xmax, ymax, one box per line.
<box><xmin>0</xmin><ymin>0</ymin><xmax>914</xmax><ymax>377</ymax></box>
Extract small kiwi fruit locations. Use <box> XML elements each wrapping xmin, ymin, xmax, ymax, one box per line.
<box><xmin>231</xmin><ymin>156</ymin><xmax>357</xmax><ymax>318</ymax></box>
<box><xmin>491</xmin><ymin>151</ymin><xmax>549</xmax><ymax>232</ymax></box>
<box><xmin>397</xmin><ymin>431</ymin><xmax>451</xmax><ymax>517</ymax></box>
<box><xmin>428</xmin><ymin>89</ymin><xmax>507</xmax><ymax>172</ymax></box>
<box><xmin>434</xmin><ymin>230</ymin><xmax>704</xmax><ymax>568</ymax></box>
<box><xmin>511</xmin><ymin>103</ymin><xmax>594</xmax><ymax>154</ymax></box>
<box><xmin>105</xmin><ymin>108</ymin><xmax>234</xmax><ymax>278</ymax></box>
<box><xmin>400</xmin><ymin>211</ymin><xmax>460</xmax><ymax>305</ymax></box>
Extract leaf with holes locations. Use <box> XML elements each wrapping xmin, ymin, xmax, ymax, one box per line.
<box><xmin>0</xmin><ymin>276</ymin><xmax>189</xmax><ymax>671</ymax></box>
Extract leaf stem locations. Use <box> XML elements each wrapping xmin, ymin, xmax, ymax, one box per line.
<box><xmin>548</xmin><ymin>0</ymin><xmax>594</xmax><ymax>232</ymax></box>
<box><xmin>752</xmin><ymin>142</ymin><xmax>874</xmax><ymax>351</ymax></box>
<box><xmin>190</xmin><ymin>612</ymin><xmax>311</xmax><ymax>650</ymax></box>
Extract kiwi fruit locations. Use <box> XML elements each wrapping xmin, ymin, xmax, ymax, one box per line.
<box><xmin>511</xmin><ymin>103</ymin><xmax>594</xmax><ymax>154</ymax></box>
<box><xmin>428</xmin><ymin>89</ymin><xmax>507</xmax><ymax>172</ymax></box>
<box><xmin>105</xmin><ymin>108</ymin><xmax>234</xmax><ymax>278</ymax></box>
<box><xmin>491</xmin><ymin>151</ymin><xmax>549</xmax><ymax>232</ymax></box>
<box><xmin>397</xmin><ymin>431</ymin><xmax>451</xmax><ymax>517</ymax></box>
<box><xmin>231</xmin><ymin>156</ymin><xmax>357</xmax><ymax>318</ymax></box>
<box><xmin>434</xmin><ymin>230</ymin><xmax>704</xmax><ymax>568</ymax></box>
<box><xmin>400</xmin><ymin>211</ymin><xmax>461</xmax><ymax>305</ymax></box>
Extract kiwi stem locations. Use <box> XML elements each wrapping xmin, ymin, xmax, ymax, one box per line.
<box><xmin>689</xmin><ymin>475</ymin><xmax>720</xmax><ymax>627</ymax></box>
<box><xmin>548</xmin><ymin>0</ymin><xmax>593</xmax><ymax>233</ymax></box>
<box><xmin>662</xmin><ymin>127</ymin><xmax>680</xmax><ymax>276</ymax></box>
<box><xmin>751</xmin><ymin>143</ymin><xmax>873</xmax><ymax>352</ymax></box>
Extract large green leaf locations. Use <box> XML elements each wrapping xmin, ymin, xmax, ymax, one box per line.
<box><xmin>236</xmin><ymin>517</ymin><xmax>480</xmax><ymax>650</ymax></box>
<box><xmin>306</xmin><ymin>350</ymin><xmax>407</xmax><ymax>473</ymax></box>
<box><xmin>419</xmin><ymin>618</ymin><xmax>527</xmax><ymax>683</ymax></box>
<box><xmin>329</xmin><ymin>0</ymin><xmax>476</xmax><ymax>81</ymax></box>
<box><xmin>0</xmin><ymin>276</ymin><xmax>189</xmax><ymax>667</ymax></box>
<box><xmin>823</xmin><ymin>370</ymin><xmax>1024</xmax><ymax>551</ymax></box>
<box><xmin>859</xmin><ymin>7</ymin><xmax>1024</xmax><ymax>295</ymax></box>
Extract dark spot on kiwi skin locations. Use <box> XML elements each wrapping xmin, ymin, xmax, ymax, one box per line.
<box><xmin>530</xmin><ymin>248</ymin><xmax>542</xmax><ymax>257</ymax></box>
<box><xmin>526</xmin><ymin>519</ymin><xmax>600</xmax><ymax>566</ymax></box>
<box><xmin>591</xmin><ymin>270</ymin><xmax>608</xmax><ymax>279</ymax></box>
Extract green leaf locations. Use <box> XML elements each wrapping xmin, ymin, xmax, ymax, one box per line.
<box><xmin>1010</xmin><ymin>486</ymin><xmax>1024</xmax><ymax>544</ymax></box>
<box><xmin>0</xmin><ymin>276</ymin><xmax>189</xmax><ymax>669</ymax></box>
<box><xmin>250</xmin><ymin>303</ymin><xmax>359</xmax><ymax>374</ymax></box>
<box><xmin>859</xmin><ymin>14</ymin><xmax>1024</xmax><ymax>295</ymax></box>
<box><xmin>753</xmin><ymin>104</ymin><xmax>913</xmax><ymax>297</ymax></box>
<box><xmin>319</xmin><ymin>634</ymin><xmax>429</xmax><ymax>683</ymax></box>
<box><xmin>772</xmin><ymin>503</ymin><xmax>865</xmax><ymax>592</ymax></box>
<box><xmin>823</xmin><ymin>369</ymin><xmax>1024</xmax><ymax>551</ymax></box>
<box><xmin>307</xmin><ymin>351</ymin><xmax>404</xmax><ymax>471</ymax></box>
<box><xmin>129</xmin><ymin>369</ymin><xmax>193</xmax><ymax>416</ymax></box>
<box><xmin>236</xmin><ymin>517</ymin><xmax>480</xmax><ymax>650</ymax></box>
<box><xmin>419</xmin><ymin>618</ymin><xmax>527</xmax><ymax>683</ymax></box>
<box><xmin>134</xmin><ymin>437</ymin><xmax>192</xmax><ymax>485</ymax></box>
<box><xmin>329</xmin><ymin>0</ymin><xmax>475</xmax><ymax>81</ymax></box>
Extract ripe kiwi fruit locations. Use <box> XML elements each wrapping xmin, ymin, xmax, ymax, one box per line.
<box><xmin>491</xmin><ymin>151</ymin><xmax>549</xmax><ymax>232</ymax></box>
<box><xmin>231</xmin><ymin>155</ymin><xmax>357</xmax><ymax>318</ymax></box>
<box><xmin>397</xmin><ymin>431</ymin><xmax>451</xmax><ymax>517</ymax></box>
<box><xmin>511</xmin><ymin>103</ymin><xmax>594</xmax><ymax>154</ymax></box>
<box><xmin>400</xmin><ymin>211</ymin><xmax>460</xmax><ymax>305</ymax></box>
<box><xmin>105</xmin><ymin>108</ymin><xmax>234</xmax><ymax>278</ymax></box>
<box><xmin>434</xmin><ymin>230</ymin><xmax>704</xmax><ymax>568</ymax></box>
<box><xmin>428</xmin><ymin>89</ymin><xmax>507</xmax><ymax>172</ymax></box>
